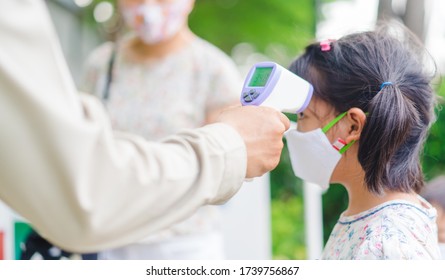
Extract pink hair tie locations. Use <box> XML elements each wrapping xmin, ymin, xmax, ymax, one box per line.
<box><xmin>320</xmin><ymin>39</ymin><xmax>334</xmax><ymax>52</ymax></box>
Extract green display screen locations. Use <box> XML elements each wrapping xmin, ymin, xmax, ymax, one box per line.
<box><xmin>248</xmin><ymin>67</ymin><xmax>273</xmax><ymax>87</ymax></box>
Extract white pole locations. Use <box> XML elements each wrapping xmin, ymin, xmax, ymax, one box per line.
<box><xmin>303</xmin><ymin>181</ymin><xmax>324</xmax><ymax>259</ymax></box>
<box><xmin>221</xmin><ymin>173</ymin><xmax>271</xmax><ymax>259</ymax></box>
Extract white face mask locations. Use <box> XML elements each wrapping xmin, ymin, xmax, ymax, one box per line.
<box><xmin>285</xmin><ymin>112</ymin><xmax>353</xmax><ymax>190</ymax></box>
<box><xmin>122</xmin><ymin>0</ymin><xmax>192</xmax><ymax>44</ymax></box>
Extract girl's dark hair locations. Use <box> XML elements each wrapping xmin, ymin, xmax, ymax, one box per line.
<box><xmin>289</xmin><ymin>24</ymin><xmax>436</xmax><ymax>194</ymax></box>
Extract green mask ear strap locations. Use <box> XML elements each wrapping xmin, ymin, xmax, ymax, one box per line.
<box><xmin>321</xmin><ymin>111</ymin><xmax>347</xmax><ymax>133</ymax></box>
<box><xmin>322</xmin><ymin>111</ymin><xmax>353</xmax><ymax>154</ymax></box>
<box><xmin>322</xmin><ymin>111</ymin><xmax>367</xmax><ymax>154</ymax></box>
<box><xmin>339</xmin><ymin>140</ymin><xmax>355</xmax><ymax>154</ymax></box>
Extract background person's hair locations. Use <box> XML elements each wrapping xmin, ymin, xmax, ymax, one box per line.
<box><xmin>289</xmin><ymin>23</ymin><xmax>437</xmax><ymax>194</ymax></box>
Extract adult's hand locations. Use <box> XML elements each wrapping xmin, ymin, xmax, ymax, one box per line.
<box><xmin>218</xmin><ymin>105</ymin><xmax>290</xmax><ymax>178</ymax></box>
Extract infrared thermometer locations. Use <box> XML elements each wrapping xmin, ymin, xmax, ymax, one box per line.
<box><xmin>240</xmin><ymin>62</ymin><xmax>313</xmax><ymax>113</ymax></box>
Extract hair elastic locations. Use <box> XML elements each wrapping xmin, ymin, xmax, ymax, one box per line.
<box><xmin>380</xmin><ymin>82</ymin><xmax>393</xmax><ymax>90</ymax></box>
<box><xmin>320</xmin><ymin>39</ymin><xmax>334</xmax><ymax>52</ymax></box>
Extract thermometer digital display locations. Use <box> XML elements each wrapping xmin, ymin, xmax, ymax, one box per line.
<box><xmin>240</xmin><ymin>62</ymin><xmax>313</xmax><ymax>113</ymax></box>
<box><xmin>248</xmin><ymin>67</ymin><xmax>273</xmax><ymax>87</ymax></box>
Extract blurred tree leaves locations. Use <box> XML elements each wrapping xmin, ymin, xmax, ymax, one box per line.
<box><xmin>321</xmin><ymin>185</ymin><xmax>347</xmax><ymax>243</ymax></box>
<box><xmin>189</xmin><ymin>0</ymin><xmax>315</xmax><ymax>60</ymax></box>
<box><xmin>271</xmin><ymin>196</ymin><xmax>306</xmax><ymax>259</ymax></box>
<box><xmin>423</xmin><ymin>80</ymin><xmax>445</xmax><ymax>180</ymax></box>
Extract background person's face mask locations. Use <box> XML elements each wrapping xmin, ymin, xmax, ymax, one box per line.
<box><xmin>285</xmin><ymin>112</ymin><xmax>354</xmax><ymax>190</ymax></box>
<box><xmin>122</xmin><ymin>0</ymin><xmax>192</xmax><ymax>44</ymax></box>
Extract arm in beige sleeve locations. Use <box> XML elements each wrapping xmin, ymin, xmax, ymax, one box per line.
<box><xmin>0</xmin><ymin>0</ymin><xmax>246</xmax><ymax>252</ymax></box>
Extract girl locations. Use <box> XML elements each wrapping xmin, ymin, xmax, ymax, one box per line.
<box><xmin>285</xmin><ymin>25</ymin><xmax>441</xmax><ymax>259</ymax></box>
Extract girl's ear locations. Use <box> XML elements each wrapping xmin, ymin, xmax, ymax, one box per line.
<box><xmin>344</xmin><ymin>107</ymin><xmax>366</xmax><ymax>143</ymax></box>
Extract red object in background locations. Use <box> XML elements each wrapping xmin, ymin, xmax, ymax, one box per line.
<box><xmin>0</xmin><ymin>231</ymin><xmax>4</xmax><ymax>260</ymax></box>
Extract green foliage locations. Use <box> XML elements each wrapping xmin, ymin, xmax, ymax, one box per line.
<box><xmin>321</xmin><ymin>185</ymin><xmax>347</xmax><ymax>243</ymax></box>
<box><xmin>76</xmin><ymin>0</ymin><xmax>115</xmax><ymax>24</ymax></box>
<box><xmin>271</xmin><ymin>196</ymin><xmax>306</xmax><ymax>259</ymax></box>
<box><xmin>270</xmin><ymin>138</ymin><xmax>304</xmax><ymax>200</ymax></box>
<box><xmin>423</xmin><ymin>80</ymin><xmax>445</xmax><ymax>180</ymax></box>
<box><xmin>189</xmin><ymin>0</ymin><xmax>315</xmax><ymax>59</ymax></box>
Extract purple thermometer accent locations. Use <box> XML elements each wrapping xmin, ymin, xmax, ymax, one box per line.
<box><xmin>295</xmin><ymin>84</ymin><xmax>313</xmax><ymax>113</ymax></box>
<box><xmin>240</xmin><ymin>62</ymin><xmax>280</xmax><ymax>106</ymax></box>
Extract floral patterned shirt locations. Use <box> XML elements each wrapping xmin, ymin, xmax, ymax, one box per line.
<box><xmin>322</xmin><ymin>196</ymin><xmax>441</xmax><ymax>259</ymax></box>
<box><xmin>80</xmin><ymin>35</ymin><xmax>242</xmax><ymax>244</ymax></box>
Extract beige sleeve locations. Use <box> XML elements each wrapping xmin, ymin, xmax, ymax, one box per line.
<box><xmin>0</xmin><ymin>0</ymin><xmax>246</xmax><ymax>253</ymax></box>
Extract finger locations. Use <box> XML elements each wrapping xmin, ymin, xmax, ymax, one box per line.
<box><xmin>278</xmin><ymin>112</ymin><xmax>291</xmax><ymax>131</ymax></box>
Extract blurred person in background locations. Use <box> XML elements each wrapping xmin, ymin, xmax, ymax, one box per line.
<box><xmin>420</xmin><ymin>176</ymin><xmax>445</xmax><ymax>259</ymax></box>
<box><xmin>22</xmin><ymin>0</ymin><xmax>242</xmax><ymax>260</ymax></box>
